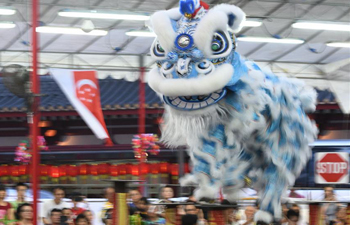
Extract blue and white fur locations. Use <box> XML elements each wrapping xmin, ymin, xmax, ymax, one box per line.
<box><xmin>147</xmin><ymin>1</ymin><xmax>318</xmax><ymax>223</ymax></box>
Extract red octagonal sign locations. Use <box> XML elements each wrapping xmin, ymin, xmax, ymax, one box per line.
<box><xmin>315</xmin><ymin>152</ymin><xmax>349</xmax><ymax>184</ymax></box>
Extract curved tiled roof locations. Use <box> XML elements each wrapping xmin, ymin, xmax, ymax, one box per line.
<box><xmin>0</xmin><ymin>76</ymin><xmax>163</xmax><ymax>112</ymax></box>
<box><xmin>0</xmin><ymin>76</ymin><xmax>337</xmax><ymax>112</ymax></box>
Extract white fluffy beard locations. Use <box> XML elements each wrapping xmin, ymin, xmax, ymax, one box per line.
<box><xmin>160</xmin><ymin>103</ymin><xmax>228</xmax><ymax>147</ymax></box>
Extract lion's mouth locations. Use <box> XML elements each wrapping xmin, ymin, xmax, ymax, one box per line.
<box><xmin>163</xmin><ymin>89</ymin><xmax>226</xmax><ymax>110</ymax></box>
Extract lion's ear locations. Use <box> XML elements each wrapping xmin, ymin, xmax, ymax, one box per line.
<box><xmin>211</xmin><ymin>4</ymin><xmax>246</xmax><ymax>33</ymax></box>
<box><xmin>147</xmin><ymin>8</ymin><xmax>182</xmax><ymax>53</ymax></box>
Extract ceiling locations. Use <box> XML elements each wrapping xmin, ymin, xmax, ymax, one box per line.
<box><xmin>0</xmin><ymin>0</ymin><xmax>349</xmax><ymax>111</ymax></box>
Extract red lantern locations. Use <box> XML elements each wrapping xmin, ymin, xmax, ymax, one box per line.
<box><xmin>50</xmin><ymin>166</ymin><xmax>60</xmax><ymax>178</ymax></box>
<box><xmin>110</xmin><ymin>165</ymin><xmax>119</xmax><ymax>177</ymax></box>
<box><xmin>90</xmin><ymin>165</ymin><xmax>99</xmax><ymax>176</ymax></box>
<box><xmin>171</xmin><ymin>164</ymin><xmax>179</xmax><ymax>176</ymax></box>
<box><xmin>140</xmin><ymin>164</ymin><xmax>149</xmax><ymax>175</ymax></box>
<box><xmin>150</xmin><ymin>163</ymin><xmax>159</xmax><ymax>174</ymax></box>
<box><xmin>10</xmin><ymin>165</ymin><xmax>20</xmax><ymax>177</ymax></box>
<box><xmin>40</xmin><ymin>165</ymin><xmax>50</xmax><ymax>176</ymax></box>
<box><xmin>98</xmin><ymin>163</ymin><xmax>110</xmax><ymax>175</ymax></box>
<box><xmin>159</xmin><ymin>163</ymin><xmax>169</xmax><ymax>174</ymax></box>
<box><xmin>67</xmin><ymin>165</ymin><xmax>78</xmax><ymax>177</ymax></box>
<box><xmin>0</xmin><ymin>165</ymin><xmax>9</xmax><ymax>177</ymax></box>
<box><xmin>119</xmin><ymin>164</ymin><xmax>127</xmax><ymax>176</ymax></box>
<box><xmin>78</xmin><ymin>164</ymin><xmax>90</xmax><ymax>184</ymax></box>
<box><xmin>66</xmin><ymin>165</ymin><xmax>78</xmax><ymax>183</ymax></box>
<box><xmin>59</xmin><ymin>165</ymin><xmax>67</xmax><ymax>177</ymax></box>
<box><xmin>131</xmin><ymin>165</ymin><xmax>139</xmax><ymax>176</ymax></box>
<box><xmin>79</xmin><ymin>164</ymin><xmax>90</xmax><ymax>175</ymax></box>
<box><xmin>18</xmin><ymin>165</ymin><xmax>28</xmax><ymax>176</ymax></box>
<box><xmin>40</xmin><ymin>165</ymin><xmax>50</xmax><ymax>183</ymax></box>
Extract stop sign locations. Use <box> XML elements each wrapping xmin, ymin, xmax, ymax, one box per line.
<box><xmin>315</xmin><ymin>152</ymin><xmax>349</xmax><ymax>184</ymax></box>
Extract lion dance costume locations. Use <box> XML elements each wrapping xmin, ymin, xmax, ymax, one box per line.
<box><xmin>147</xmin><ymin>0</ymin><xmax>318</xmax><ymax>222</ymax></box>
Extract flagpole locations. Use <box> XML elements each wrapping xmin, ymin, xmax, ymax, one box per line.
<box><xmin>31</xmin><ymin>0</ymin><xmax>40</xmax><ymax>225</ymax></box>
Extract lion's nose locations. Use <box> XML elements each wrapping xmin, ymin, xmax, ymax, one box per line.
<box><xmin>176</xmin><ymin>58</ymin><xmax>191</xmax><ymax>76</ymax></box>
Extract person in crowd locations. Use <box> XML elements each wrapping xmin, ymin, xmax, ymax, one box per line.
<box><xmin>282</xmin><ymin>209</ymin><xmax>300</xmax><ymax>225</ymax></box>
<box><xmin>238</xmin><ymin>205</ymin><xmax>256</xmax><ymax>225</ymax></box>
<box><xmin>70</xmin><ymin>193</ymin><xmax>86</xmax><ymax>219</ymax></box>
<box><xmin>181</xmin><ymin>214</ymin><xmax>198</xmax><ymax>225</ymax></box>
<box><xmin>321</xmin><ymin>186</ymin><xmax>338</xmax><ymax>224</ymax></box>
<box><xmin>280</xmin><ymin>204</ymin><xmax>289</xmax><ymax>223</ymax></box>
<box><xmin>75</xmin><ymin>214</ymin><xmax>89</xmax><ymax>225</ymax></box>
<box><xmin>15</xmin><ymin>203</ymin><xmax>32</xmax><ymax>225</ymax></box>
<box><xmin>62</xmin><ymin>208</ymin><xmax>73</xmax><ymax>225</ymax></box>
<box><xmin>83</xmin><ymin>210</ymin><xmax>93</xmax><ymax>225</ymax></box>
<box><xmin>128</xmin><ymin>189</ymin><xmax>142</xmax><ymax>215</ymax></box>
<box><xmin>160</xmin><ymin>186</ymin><xmax>174</xmax><ymax>203</ymax></box>
<box><xmin>157</xmin><ymin>186</ymin><xmax>176</xmax><ymax>225</ymax></box>
<box><xmin>11</xmin><ymin>183</ymin><xmax>28</xmax><ymax>212</ymax></box>
<box><xmin>183</xmin><ymin>202</ymin><xmax>207</xmax><ymax>225</ymax></box>
<box><xmin>221</xmin><ymin>199</ymin><xmax>240</xmax><ymax>225</ymax></box>
<box><xmin>330</xmin><ymin>206</ymin><xmax>347</xmax><ymax>225</ymax></box>
<box><xmin>100</xmin><ymin>187</ymin><xmax>115</xmax><ymax>223</ymax></box>
<box><xmin>102</xmin><ymin>209</ymin><xmax>113</xmax><ymax>225</ymax></box>
<box><xmin>41</xmin><ymin>187</ymin><xmax>69</xmax><ymax>225</ymax></box>
<box><xmin>0</xmin><ymin>184</ymin><xmax>14</xmax><ymax>225</ymax></box>
<box><xmin>49</xmin><ymin>209</ymin><xmax>62</xmax><ymax>225</ymax></box>
<box><xmin>290</xmin><ymin>204</ymin><xmax>300</xmax><ymax>214</ymax></box>
<box><xmin>146</xmin><ymin>205</ymin><xmax>166</xmax><ymax>224</ymax></box>
<box><xmin>136</xmin><ymin>197</ymin><xmax>150</xmax><ymax>220</ymax></box>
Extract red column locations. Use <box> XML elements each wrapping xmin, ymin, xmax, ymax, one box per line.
<box><xmin>31</xmin><ymin>0</ymin><xmax>40</xmax><ymax>225</ymax></box>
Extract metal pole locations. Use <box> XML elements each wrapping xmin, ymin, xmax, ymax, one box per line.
<box><xmin>31</xmin><ymin>0</ymin><xmax>40</xmax><ymax>225</ymax></box>
<box><xmin>138</xmin><ymin>55</ymin><xmax>145</xmax><ymax>134</ymax></box>
<box><xmin>138</xmin><ymin>55</ymin><xmax>146</xmax><ymax>196</ymax></box>
<box><xmin>177</xmin><ymin>149</ymin><xmax>184</xmax><ymax>197</ymax></box>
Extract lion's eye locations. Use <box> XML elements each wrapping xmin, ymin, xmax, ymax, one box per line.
<box><xmin>153</xmin><ymin>41</ymin><xmax>165</xmax><ymax>57</ymax></box>
<box><xmin>211</xmin><ymin>41</ymin><xmax>222</xmax><ymax>51</ymax></box>
<box><xmin>157</xmin><ymin>44</ymin><xmax>164</xmax><ymax>53</ymax></box>
<box><xmin>211</xmin><ymin>32</ymin><xmax>228</xmax><ymax>55</ymax></box>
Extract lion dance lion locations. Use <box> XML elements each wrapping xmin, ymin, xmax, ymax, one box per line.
<box><xmin>147</xmin><ymin>0</ymin><xmax>318</xmax><ymax>222</ymax></box>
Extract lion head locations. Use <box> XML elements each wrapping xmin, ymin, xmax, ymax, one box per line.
<box><xmin>148</xmin><ymin>1</ymin><xmax>246</xmax><ymax>112</ymax></box>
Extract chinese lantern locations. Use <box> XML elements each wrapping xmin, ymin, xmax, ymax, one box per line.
<box><xmin>98</xmin><ymin>163</ymin><xmax>110</xmax><ymax>180</ymax></box>
<box><xmin>159</xmin><ymin>162</ymin><xmax>169</xmax><ymax>183</ymax></box>
<box><xmin>50</xmin><ymin>166</ymin><xmax>60</xmax><ymax>183</ymax></box>
<box><xmin>40</xmin><ymin>165</ymin><xmax>50</xmax><ymax>184</ymax></box>
<box><xmin>10</xmin><ymin>165</ymin><xmax>20</xmax><ymax>183</ymax></box>
<box><xmin>0</xmin><ymin>165</ymin><xmax>10</xmax><ymax>183</ymax></box>
<box><xmin>90</xmin><ymin>164</ymin><xmax>98</xmax><ymax>176</ymax></box>
<box><xmin>131</xmin><ymin>164</ymin><xmax>139</xmax><ymax>177</ymax></box>
<box><xmin>18</xmin><ymin>165</ymin><xmax>29</xmax><ymax>183</ymax></box>
<box><xmin>89</xmin><ymin>164</ymin><xmax>99</xmax><ymax>182</ymax></box>
<box><xmin>171</xmin><ymin>164</ymin><xmax>179</xmax><ymax>184</ymax></box>
<box><xmin>140</xmin><ymin>163</ymin><xmax>149</xmax><ymax>175</ymax></box>
<box><xmin>149</xmin><ymin>163</ymin><xmax>159</xmax><ymax>184</ymax></box>
<box><xmin>118</xmin><ymin>164</ymin><xmax>128</xmax><ymax>180</ymax></box>
<box><xmin>78</xmin><ymin>164</ymin><xmax>90</xmax><ymax>184</ymax></box>
<box><xmin>67</xmin><ymin>165</ymin><xmax>78</xmax><ymax>183</ymax></box>
<box><xmin>59</xmin><ymin>165</ymin><xmax>68</xmax><ymax>184</ymax></box>
<box><xmin>110</xmin><ymin>165</ymin><xmax>119</xmax><ymax>178</ymax></box>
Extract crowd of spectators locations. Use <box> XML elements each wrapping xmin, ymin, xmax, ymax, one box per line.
<box><xmin>0</xmin><ymin>183</ymin><xmax>348</xmax><ymax>225</ymax></box>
